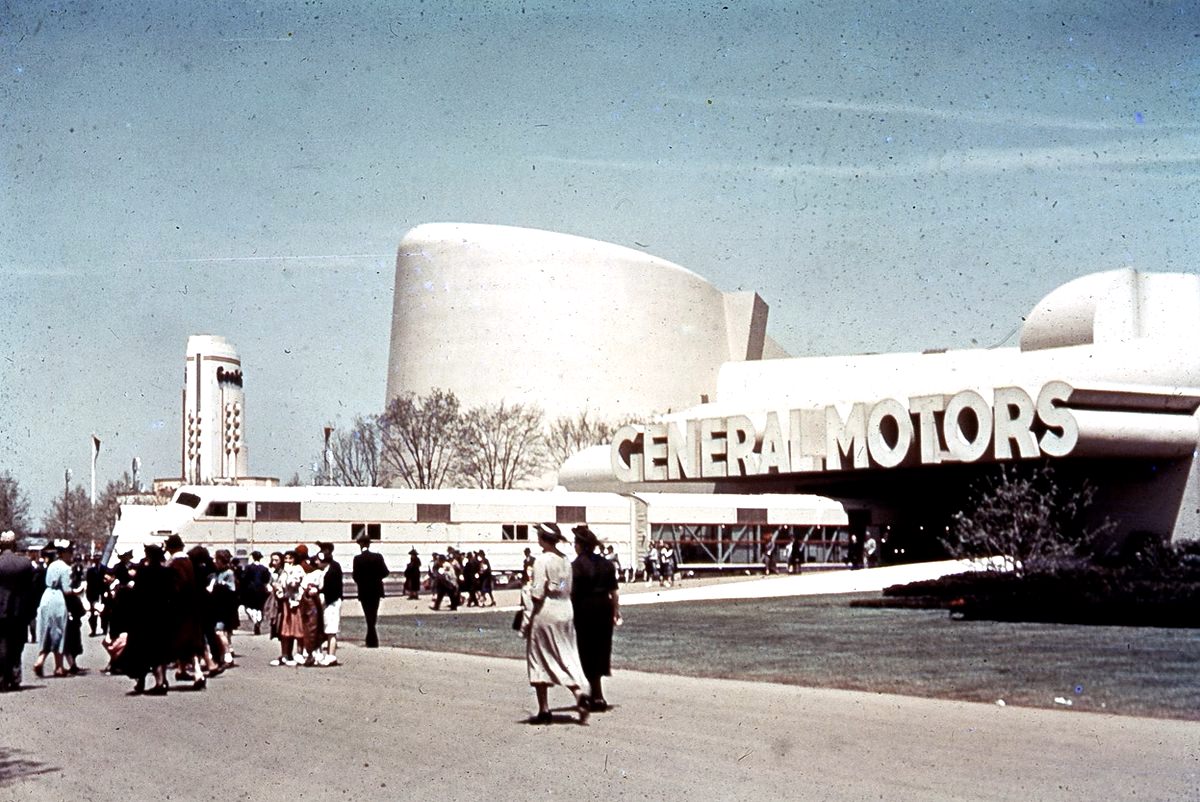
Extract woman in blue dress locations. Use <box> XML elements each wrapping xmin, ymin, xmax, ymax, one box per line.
<box><xmin>32</xmin><ymin>543</ymin><xmax>77</xmax><ymax>678</ymax></box>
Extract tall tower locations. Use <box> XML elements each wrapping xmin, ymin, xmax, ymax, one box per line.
<box><xmin>182</xmin><ymin>335</ymin><xmax>249</xmax><ymax>484</ymax></box>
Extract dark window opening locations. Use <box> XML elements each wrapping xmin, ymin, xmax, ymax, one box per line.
<box><xmin>235</xmin><ymin>502</ymin><xmax>248</xmax><ymax>518</ymax></box>
<box><xmin>176</xmin><ymin>492</ymin><xmax>201</xmax><ymax>509</ymax></box>
<box><xmin>737</xmin><ymin>508</ymin><xmax>769</xmax><ymax>525</ymax></box>
<box><xmin>502</xmin><ymin>524</ymin><xmax>529</xmax><ymax>541</ymax></box>
<box><xmin>555</xmin><ymin>506</ymin><xmax>586</xmax><ymax>524</ymax></box>
<box><xmin>351</xmin><ymin>522</ymin><xmax>382</xmax><ymax>541</ymax></box>
<box><xmin>256</xmin><ymin>501</ymin><xmax>302</xmax><ymax>522</ymax></box>
<box><xmin>417</xmin><ymin>504</ymin><xmax>451</xmax><ymax>523</ymax></box>
<box><xmin>205</xmin><ymin>501</ymin><xmax>230</xmax><ymax>517</ymax></box>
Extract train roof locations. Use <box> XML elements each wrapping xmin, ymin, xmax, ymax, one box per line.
<box><xmin>168</xmin><ymin>485</ymin><xmax>847</xmax><ymax>526</ymax></box>
<box><xmin>170</xmin><ymin>485</ymin><xmax>631</xmax><ymax>505</ymax></box>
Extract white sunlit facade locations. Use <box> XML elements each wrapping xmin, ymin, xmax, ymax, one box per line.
<box><xmin>386</xmin><ymin>223</ymin><xmax>1200</xmax><ymax>550</ymax></box>
<box><xmin>561</xmin><ymin>268</ymin><xmax>1200</xmax><ymax>547</ymax></box>
<box><xmin>385</xmin><ymin>222</ymin><xmax>788</xmax><ymax>422</ymax></box>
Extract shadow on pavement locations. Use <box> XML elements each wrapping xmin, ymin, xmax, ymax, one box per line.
<box><xmin>0</xmin><ymin>746</ymin><xmax>59</xmax><ymax>787</ymax></box>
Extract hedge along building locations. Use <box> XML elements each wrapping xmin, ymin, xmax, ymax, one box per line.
<box><xmin>560</xmin><ymin>269</ymin><xmax>1200</xmax><ymax>550</ymax></box>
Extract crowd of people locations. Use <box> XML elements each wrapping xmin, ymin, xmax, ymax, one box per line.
<box><xmin>642</xmin><ymin>539</ymin><xmax>679</xmax><ymax>586</ymax></box>
<box><xmin>0</xmin><ymin>529</ymin><xmax>402</xmax><ymax>694</ymax></box>
<box><xmin>427</xmin><ymin>547</ymin><xmax>497</xmax><ymax>611</ymax></box>
<box><xmin>4</xmin><ymin>523</ymin><xmax>626</xmax><ymax>724</ymax></box>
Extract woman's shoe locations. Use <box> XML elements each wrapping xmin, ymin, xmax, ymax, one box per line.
<box><xmin>531</xmin><ymin>711</ymin><xmax>553</xmax><ymax>725</ymax></box>
<box><xmin>32</xmin><ymin>663</ymin><xmax>44</xmax><ymax>678</ymax></box>
<box><xmin>192</xmin><ymin>676</ymin><xmax>207</xmax><ymax>690</ymax></box>
<box><xmin>53</xmin><ymin>668</ymin><xmax>68</xmax><ymax>678</ymax></box>
<box><xmin>576</xmin><ymin>696</ymin><xmax>591</xmax><ymax>724</ymax></box>
<box><xmin>589</xmin><ymin>698</ymin><xmax>609</xmax><ymax>712</ymax></box>
<box><xmin>145</xmin><ymin>684</ymin><xmax>168</xmax><ymax>696</ymax></box>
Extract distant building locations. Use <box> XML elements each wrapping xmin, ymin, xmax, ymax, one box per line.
<box><xmin>182</xmin><ymin>334</ymin><xmax>249</xmax><ymax>483</ymax></box>
<box><xmin>154</xmin><ymin>335</ymin><xmax>276</xmax><ymax>497</ymax></box>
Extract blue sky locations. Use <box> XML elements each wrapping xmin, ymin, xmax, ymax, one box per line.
<box><xmin>2</xmin><ymin>0</ymin><xmax>1198</xmax><ymax>521</ymax></box>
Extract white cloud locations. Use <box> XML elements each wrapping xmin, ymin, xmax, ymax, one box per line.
<box><xmin>544</xmin><ymin>135</ymin><xmax>1200</xmax><ymax>179</ymax></box>
<box><xmin>670</xmin><ymin>93</ymin><xmax>1200</xmax><ymax>134</ymax></box>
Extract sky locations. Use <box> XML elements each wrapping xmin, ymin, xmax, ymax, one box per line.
<box><xmin>2</xmin><ymin>0</ymin><xmax>1198</xmax><ymax>523</ymax></box>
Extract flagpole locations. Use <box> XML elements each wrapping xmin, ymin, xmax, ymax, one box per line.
<box><xmin>90</xmin><ymin>433</ymin><xmax>100</xmax><ymax>504</ymax></box>
<box><xmin>324</xmin><ymin>425</ymin><xmax>334</xmax><ymax>485</ymax></box>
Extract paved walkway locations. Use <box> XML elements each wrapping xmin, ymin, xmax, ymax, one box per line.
<box><xmin>2</xmin><ymin>630</ymin><xmax>1196</xmax><ymax>801</ymax></box>
<box><xmin>353</xmin><ymin>558</ymin><xmax>998</xmax><ymax>615</ymax></box>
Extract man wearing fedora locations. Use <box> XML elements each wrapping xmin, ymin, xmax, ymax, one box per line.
<box><xmin>0</xmin><ymin>531</ymin><xmax>36</xmax><ymax>691</ymax></box>
<box><xmin>351</xmin><ymin>533</ymin><xmax>389</xmax><ymax>647</ymax></box>
<box><xmin>571</xmin><ymin>525</ymin><xmax>620</xmax><ymax>712</ymax></box>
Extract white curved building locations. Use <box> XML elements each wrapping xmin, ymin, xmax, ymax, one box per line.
<box><xmin>386</xmin><ymin>223</ymin><xmax>783</xmax><ymax>421</ymax></box>
<box><xmin>563</xmin><ymin>269</ymin><xmax>1200</xmax><ymax>544</ymax></box>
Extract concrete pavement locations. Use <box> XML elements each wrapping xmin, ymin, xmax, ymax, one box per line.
<box><xmin>1</xmin><ymin>630</ymin><xmax>1196</xmax><ymax>801</ymax></box>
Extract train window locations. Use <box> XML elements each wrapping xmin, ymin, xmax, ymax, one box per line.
<box><xmin>417</xmin><ymin>504</ymin><xmax>451</xmax><ymax>523</ymax></box>
<box><xmin>737</xmin><ymin>508</ymin><xmax>769</xmax><ymax>525</ymax></box>
<box><xmin>206</xmin><ymin>501</ymin><xmax>230</xmax><ymax>517</ymax></box>
<box><xmin>256</xmin><ymin>502</ymin><xmax>302</xmax><ymax>522</ymax></box>
<box><xmin>350</xmin><ymin>523</ymin><xmax>382</xmax><ymax>541</ymax></box>
<box><xmin>176</xmin><ymin>492</ymin><xmax>201</xmax><ymax>509</ymax></box>
<box><xmin>502</xmin><ymin>524</ymin><xmax>529</xmax><ymax>541</ymax></box>
<box><xmin>235</xmin><ymin>502</ymin><xmax>248</xmax><ymax>518</ymax></box>
<box><xmin>555</xmin><ymin>506</ymin><xmax>586</xmax><ymax>524</ymax></box>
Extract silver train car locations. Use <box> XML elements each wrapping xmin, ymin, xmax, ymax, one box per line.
<box><xmin>111</xmin><ymin>485</ymin><xmax>849</xmax><ymax>579</ymax></box>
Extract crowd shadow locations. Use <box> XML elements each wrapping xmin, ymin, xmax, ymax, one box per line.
<box><xmin>0</xmin><ymin>746</ymin><xmax>59</xmax><ymax>788</ymax></box>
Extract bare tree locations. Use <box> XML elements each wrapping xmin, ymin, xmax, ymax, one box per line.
<box><xmin>326</xmin><ymin>415</ymin><xmax>386</xmax><ymax>487</ymax></box>
<box><xmin>0</xmin><ymin>471</ymin><xmax>31</xmax><ymax>536</ymax></box>
<box><xmin>44</xmin><ymin>484</ymin><xmax>96</xmax><ymax>548</ymax></box>
<box><xmin>546</xmin><ymin>409</ymin><xmax>621</xmax><ymax>465</ymax></box>
<box><xmin>380</xmin><ymin>389</ymin><xmax>464</xmax><ymax>488</ymax></box>
<box><xmin>946</xmin><ymin>464</ymin><xmax>1113</xmax><ymax>576</ymax></box>
<box><xmin>459</xmin><ymin>401</ymin><xmax>547</xmax><ymax>489</ymax></box>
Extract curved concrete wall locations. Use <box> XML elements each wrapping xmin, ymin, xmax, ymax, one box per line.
<box><xmin>386</xmin><ymin>223</ymin><xmax>768</xmax><ymax>421</ymax></box>
<box><xmin>1021</xmin><ymin>268</ymin><xmax>1200</xmax><ymax>351</ymax></box>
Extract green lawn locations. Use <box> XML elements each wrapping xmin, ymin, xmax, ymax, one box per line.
<box><xmin>341</xmin><ymin>593</ymin><xmax>1200</xmax><ymax>720</ymax></box>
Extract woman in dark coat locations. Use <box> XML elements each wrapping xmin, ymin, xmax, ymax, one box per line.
<box><xmin>403</xmin><ymin>550</ymin><xmax>422</xmax><ymax>600</ymax></box>
<box><xmin>119</xmin><ymin>543</ymin><xmax>174</xmax><ymax>694</ymax></box>
<box><xmin>167</xmin><ymin>544</ymin><xmax>208</xmax><ymax>689</ymax></box>
<box><xmin>570</xmin><ymin>526</ymin><xmax>620</xmax><ymax>712</ymax></box>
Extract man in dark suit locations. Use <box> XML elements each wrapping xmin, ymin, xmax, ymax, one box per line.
<box><xmin>0</xmin><ymin>530</ymin><xmax>36</xmax><ymax>691</ymax></box>
<box><xmin>84</xmin><ymin>553</ymin><xmax>110</xmax><ymax>636</ymax></box>
<box><xmin>351</xmin><ymin>534</ymin><xmax>389</xmax><ymax>648</ymax></box>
